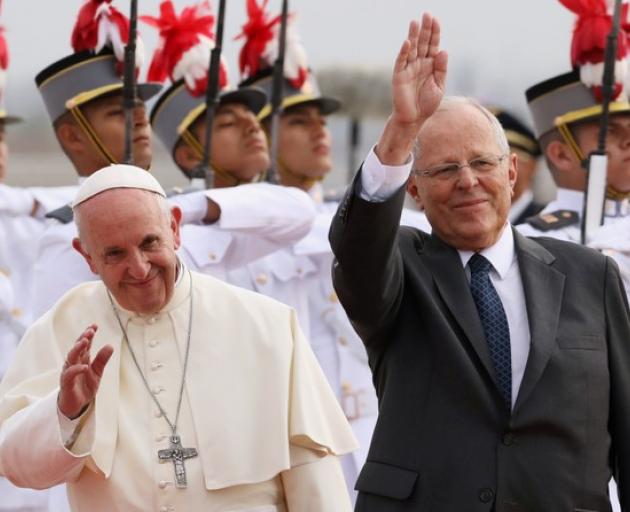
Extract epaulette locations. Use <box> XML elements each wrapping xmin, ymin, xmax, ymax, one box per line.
<box><xmin>525</xmin><ymin>209</ymin><xmax>579</xmax><ymax>231</ymax></box>
<box><xmin>45</xmin><ymin>204</ymin><xmax>74</xmax><ymax>224</ymax></box>
<box><xmin>167</xmin><ymin>186</ymin><xmax>202</xmax><ymax>198</ymax></box>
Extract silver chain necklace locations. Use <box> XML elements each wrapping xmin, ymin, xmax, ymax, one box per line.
<box><xmin>107</xmin><ymin>268</ymin><xmax>198</xmax><ymax>488</ymax></box>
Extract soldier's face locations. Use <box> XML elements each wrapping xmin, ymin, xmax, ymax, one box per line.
<box><xmin>82</xmin><ymin>95</ymin><xmax>152</xmax><ymax>170</ymax></box>
<box><xmin>190</xmin><ymin>103</ymin><xmax>269</xmax><ymax>183</ymax></box>
<box><xmin>73</xmin><ymin>189</ymin><xmax>181</xmax><ymax>315</ymax></box>
<box><xmin>0</xmin><ymin>124</ymin><xmax>7</xmax><ymax>183</ymax></box>
<box><xmin>409</xmin><ymin>104</ymin><xmax>516</xmax><ymax>251</ymax></box>
<box><xmin>277</xmin><ymin>105</ymin><xmax>332</xmax><ymax>181</ymax></box>
<box><xmin>574</xmin><ymin>114</ymin><xmax>630</xmax><ymax>192</ymax></box>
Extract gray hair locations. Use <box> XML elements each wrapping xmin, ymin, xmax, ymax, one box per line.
<box><xmin>412</xmin><ymin>96</ymin><xmax>510</xmax><ymax>161</ymax></box>
<box><xmin>74</xmin><ymin>189</ymin><xmax>173</xmax><ymax>244</ymax></box>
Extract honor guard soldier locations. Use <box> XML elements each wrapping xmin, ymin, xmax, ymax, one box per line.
<box><xmin>487</xmin><ymin>108</ymin><xmax>545</xmax><ymax>225</ymax></box>
<box><xmin>228</xmin><ymin>1</ymin><xmax>430</xmax><ymax>500</ymax></box>
<box><xmin>32</xmin><ymin>0</ymin><xmax>315</xmax><ymax>317</ymax></box>
<box><xmin>517</xmin><ymin>0</ymin><xmax>630</xmax><ymax>300</ymax></box>
<box><xmin>144</xmin><ymin>0</ymin><xmax>314</xmax><ymax>280</ymax></box>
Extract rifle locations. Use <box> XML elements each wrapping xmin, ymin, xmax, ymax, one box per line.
<box><xmin>123</xmin><ymin>0</ymin><xmax>138</xmax><ymax>165</ymax></box>
<box><xmin>581</xmin><ymin>0</ymin><xmax>623</xmax><ymax>244</ymax></box>
<box><xmin>266</xmin><ymin>0</ymin><xmax>289</xmax><ymax>184</ymax></box>
<box><xmin>190</xmin><ymin>0</ymin><xmax>227</xmax><ymax>190</ymax></box>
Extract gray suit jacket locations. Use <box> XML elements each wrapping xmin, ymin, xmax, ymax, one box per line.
<box><xmin>329</xmin><ymin>174</ymin><xmax>630</xmax><ymax>512</ymax></box>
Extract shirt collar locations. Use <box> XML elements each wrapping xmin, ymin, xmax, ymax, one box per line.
<box><xmin>509</xmin><ymin>189</ymin><xmax>534</xmax><ymax>223</ymax></box>
<box><xmin>550</xmin><ymin>188</ymin><xmax>584</xmax><ymax>212</ymax></box>
<box><xmin>457</xmin><ymin>224</ymin><xmax>515</xmax><ymax>279</ymax></box>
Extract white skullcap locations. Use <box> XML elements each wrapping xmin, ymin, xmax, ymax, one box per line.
<box><xmin>72</xmin><ymin>164</ymin><xmax>166</xmax><ymax>209</ymax></box>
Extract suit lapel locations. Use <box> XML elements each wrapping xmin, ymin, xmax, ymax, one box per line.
<box><xmin>512</xmin><ymin>230</ymin><xmax>565</xmax><ymax>413</ymax></box>
<box><xmin>419</xmin><ymin>235</ymin><xmax>499</xmax><ymax>389</ymax></box>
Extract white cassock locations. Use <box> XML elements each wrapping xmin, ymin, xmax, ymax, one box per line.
<box><xmin>227</xmin><ymin>182</ymin><xmax>431</xmax><ymax>503</ymax></box>
<box><xmin>0</xmin><ymin>269</ymin><xmax>357</xmax><ymax>511</ymax></box>
<box><xmin>517</xmin><ymin>187</ymin><xmax>628</xmax><ymax>512</ymax></box>
<box><xmin>32</xmin><ymin>183</ymin><xmax>315</xmax><ymax>318</ymax></box>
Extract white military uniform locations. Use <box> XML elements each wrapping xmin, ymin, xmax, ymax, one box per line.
<box><xmin>0</xmin><ymin>268</ymin><xmax>356</xmax><ymax>511</ymax></box>
<box><xmin>33</xmin><ymin>183</ymin><xmax>315</xmax><ymax>318</ymax></box>
<box><xmin>517</xmin><ymin>188</ymin><xmax>630</xmax><ymax>297</ymax></box>
<box><xmin>0</xmin><ymin>215</ymin><xmax>50</xmax><ymax>512</ymax></box>
<box><xmin>0</xmin><ymin>184</ymin><xmax>79</xmax><ymax>512</ymax></box>
<box><xmin>227</xmin><ymin>182</ymin><xmax>431</xmax><ymax>501</ymax></box>
<box><xmin>0</xmin><ymin>184</ymin><xmax>78</xmax><ymax>326</ymax></box>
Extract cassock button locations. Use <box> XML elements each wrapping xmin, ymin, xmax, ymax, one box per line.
<box><xmin>152</xmin><ymin>386</ymin><xmax>164</xmax><ymax>395</ymax></box>
<box><xmin>151</xmin><ymin>362</ymin><xmax>163</xmax><ymax>371</ymax></box>
<box><xmin>478</xmin><ymin>488</ymin><xmax>494</xmax><ymax>503</ymax></box>
<box><xmin>255</xmin><ymin>273</ymin><xmax>268</xmax><ymax>285</ymax></box>
<box><xmin>149</xmin><ymin>340</ymin><xmax>159</xmax><ymax>348</ymax></box>
<box><xmin>154</xmin><ymin>410</ymin><xmax>163</xmax><ymax>418</ymax></box>
<box><xmin>158</xmin><ymin>480</ymin><xmax>168</xmax><ymax>489</ymax></box>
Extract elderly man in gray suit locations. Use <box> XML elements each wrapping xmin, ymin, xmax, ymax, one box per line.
<box><xmin>330</xmin><ymin>12</ymin><xmax>630</xmax><ymax>512</ymax></box>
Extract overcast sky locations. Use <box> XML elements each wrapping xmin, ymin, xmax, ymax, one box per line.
<box><xmin>1</xmin><ymin>1</ymin><xmax>578</xmax><ymax>187</ymax></box>
<box><xmin>2</xmin><ymin>0</ymin><xmax>575</xmax><ymax>120</ymax></box>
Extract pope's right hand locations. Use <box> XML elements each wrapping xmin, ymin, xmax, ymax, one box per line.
<box><xmin>58</xmin><ymin>325</ymin><xmax>114</xmax><ymax>419</ymax></box>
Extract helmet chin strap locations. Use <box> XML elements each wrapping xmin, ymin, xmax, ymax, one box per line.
<box><xmin>606</xmin><ymin>184</ymin><xmax>630</xmax><ymax>200</ymax></box>
<box><xmin>557</xmin><ymin>122</ymin><xmax>630</xmax><ymax>200</ymax></box>
<box><xmin>181</xmin><ymin>128</ymin><xmax>259</xmax><ymax>187</ymax></box>
<box><xmin>70</xmin><ymin>106</ymin><xmax>118</xmax><ymax>165</ymax></box>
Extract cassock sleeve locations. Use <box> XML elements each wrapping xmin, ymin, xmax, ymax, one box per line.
<box><xmin>0</xmin><ymin>311</ymin><xmax>93</xmax><ymax>488</ymax></box>
<box><xmin>281</xmin><ymin>445</ymin><xmax>352</xmax><ymax>511</ymax></box>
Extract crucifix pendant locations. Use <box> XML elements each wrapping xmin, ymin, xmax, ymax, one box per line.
<box><xmin>158</xmin><ymin>434</ymin><xmax>198</xmax><ymax>488</ymax></box>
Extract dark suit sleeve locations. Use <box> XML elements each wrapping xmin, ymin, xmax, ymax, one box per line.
<box><xmin>328</xmin><ymin>168</ymin><xmax>407</xmax><ymax>348</ymax></box>
<box><xmin>606</xmin><ymin>256</ymin><xmax>630</xmax><ymax>507</ymax></box>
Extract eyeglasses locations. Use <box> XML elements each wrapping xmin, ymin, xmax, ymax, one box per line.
<box><xmin>412</xmin><ymin>154</ymin><xmax>509</xmax><ymax>181</ymax></box>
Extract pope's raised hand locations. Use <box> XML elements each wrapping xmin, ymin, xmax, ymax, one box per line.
<box><xmin>391</xmin><ymin>13</ymin><xmax>448</xmax><ymax>128</ymax></box>
<box><xmin>57</xmin><ymin>325</ymin><xmax>114</xmax><ymax>419</ymax></box>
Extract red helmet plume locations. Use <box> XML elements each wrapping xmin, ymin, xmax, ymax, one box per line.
<box><xmin>141</xmin><ymin>0</ymin><xmax>228</xmax><ymax>96</ymax></box>
<box><xmin>235</xmin><ymin>0</ymin><xmax>308</xmax><ymax>89</ymax></box>
<box><xmin>559</xmin><ymin>0</ymin><xmax>630</xmax><ymax>100</ymax></box>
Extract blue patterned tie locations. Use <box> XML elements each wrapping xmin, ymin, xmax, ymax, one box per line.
<box><xmin>468</xmin><ymin>253</ymin><xmax>512</xmax><ymax>409</ymax></box>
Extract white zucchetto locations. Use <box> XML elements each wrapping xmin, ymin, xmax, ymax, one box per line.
<box><xmin>72</xmin><ymin>164</ymin><xmax>165</xmax><ymax>208</ymax></box>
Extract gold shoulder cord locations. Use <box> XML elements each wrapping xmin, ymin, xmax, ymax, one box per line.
<box><xmin>70</xmin><ymin>106</ymin><xmax>117</xmax><ymax>165</ymax></box>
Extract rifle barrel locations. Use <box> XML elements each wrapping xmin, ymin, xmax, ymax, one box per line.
<box><xmin>123</xmin><ymin>0</ymin><xmax>138</xmax><ymax>165</ymax></box>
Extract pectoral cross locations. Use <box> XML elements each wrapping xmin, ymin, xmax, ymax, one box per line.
<box><xmin>158</xmin><ymin>434</ymin><xmax>198</xmax><ymax>488</ymax></box>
